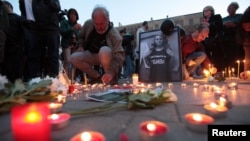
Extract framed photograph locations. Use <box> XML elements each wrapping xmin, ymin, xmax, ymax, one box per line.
<box><xmin>139</xmin><ymin>27</ymin><xmax>182</xmax><ymax>82</ymax></box>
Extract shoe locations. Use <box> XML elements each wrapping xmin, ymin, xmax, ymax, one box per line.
<box><xmin>88</xmin><ymin>76</ymin><xmax>102</xmax><ymax>84</ymax></box>
<box><xmin>184</xmin><ymin>76</ymin><xmax>193</xmax><ymax>80</ymax></box>
<box><xmin>193</xmin><ymin>74</ymin><xmax>205</xmax><ymax>79</ymax></box>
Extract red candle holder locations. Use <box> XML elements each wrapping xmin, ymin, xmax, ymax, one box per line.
<box><xmin>185</xmin><ymin>113</ymin><xmax>214</xmax><ymax>133</ymax></box>
<box><xmin>11</xmin><ymin>102</ymin><xmax>50</xmax><ymax>141</ymax></box>
<box><xmin>48</xmin><ymin>113</ymin><xmax>71</xmax><ymax>129</ymax></box>
<box><xmin>140</xmin><ymin>120</ymin><xmax>168</xmax><ymax>141</ymax></box>
<box><xmin>70</xmin><ymin>131</ymin><xmax>105</xmax><ymax>141</ymax></box>
<box><xmin>68</xmin><ymin>85</ymin><xmax>75</xmax><ymax>94</ymax></box>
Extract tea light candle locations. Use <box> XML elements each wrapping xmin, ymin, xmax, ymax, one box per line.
<box><xmin>132</xmin><ymin>73</ymin><xmax>139</xmax><ymax>86</ymax></box>
<box><xmin>48</xmin><ymin>113</ymin><xmax>71</xmax><ymax>129</ymax></box>
<box><xmin>57</xmin><ymin>94</ymin><xmax>66</xmax><ymax>103</ymax></box>
<box><xmin>168</xmin><ymin>83</ymin><xmax>173</xmax><ymax>89</ymax></box>
<box><xmin>202</xmin><ymin>84</ymin><xmax>209</xmax><ymax>91</ymax></box>
<box><xmin>193</xmin><ymin>83</ymin><xmax>199</xmax><ymax>88</ymax></box>
<box><xmin>213</xmin><ymin>89</ymin><xmax>226</xmax><ymax>100</ymax></box>
<box><xmin>49</xmin><ymin>102</ymin><xmax>62</xmax><ymax>113</ymax></box>
<box><xmin>140</xmin><ymin>120</ymin><xmax>168</xmax><ymax>141</ymax></box>
<box><xmin>181</xmin><ymin>83</ymin><xmax>186</xmax><ymax>88</ymax></box>
<box><xmin>11</xmin><ymin>102</ymin><xmax>50</xmax><ymax>141</ymax></box>
<box><xmin>204</xmin><ymin>102</ymin><xmax>228</xmax><ymax>118</ymax></box>
<box><xmin>185</xmin><ymin>113</ymin><xmax>214</xmax><ymax>132</ymax></box>
<box><xmin>70</xmin><ymin>131</ymin><xmax>105</xmax><ymax>141</ymax></box>
<box><xmin>68</xmin><ymin>85</ymin><xmax>75</xmax><ymax>94</ymax></box>
<box><xmin>227</xmin><ymin>82</ymin><xmax>238</xmax><ymax>90</ymax></box>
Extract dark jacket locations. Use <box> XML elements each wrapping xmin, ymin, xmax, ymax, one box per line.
<box><xmin>19</xmin><ymin>0</ymin><xmax>61</xmax><ymax>35</ymax></box>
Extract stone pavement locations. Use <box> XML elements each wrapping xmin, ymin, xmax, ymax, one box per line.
<box><xmin>1</xmin><ymin>79</ymin><xmax>250</xmax><ymax>141</ymax></box>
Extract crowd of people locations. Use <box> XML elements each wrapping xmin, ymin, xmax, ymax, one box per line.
<box><xmin>0</xmin><ymin>0</ymin><xmax>249</xmax><ymax>84</ymax></box>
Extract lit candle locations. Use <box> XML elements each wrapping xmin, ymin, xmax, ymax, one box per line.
<box><xmin>49</xmin><ymin>102</ymin><xmax>62</xmax><ymax>113</ymax></box>
<box><xmin>237</xmin><ymin>60</ymin><xmax>240</xmax><ymax>78</ymax></box>
<box><xmin>11</xmin><ymin>102</ymin><xmax>50</xmax><ymax>141</ymax></box>
<box><xmin>168</xmin><ymin>83</ymin><xmax>173</xmax><ymax>89</ymax></box>
<box><xmin>48</xmin><ymin>113</ymin><xmax>71</xmax><ymax>129</ymax></box>
<box><xmin>247</xmin><ymin>71</ymin><xmax>250</xmax><ymax>80</ymax></box>
<box><xmin>181</xmin><ymin>83</ymin><xmax>186</xmax><ymax>88</ymax></box>
<box><xmin>57</xmin><ymin>94</ymin><xmax>66</xmax><ymax>103</ymax></box>
<box><xmin>68</xmin><ymin>84</ymin><xmax>75</xmax><ymax>94</ymax></box>
<box><xmin>185</xmin><ymin>113</ymin><xmax>214</xmax><ymax>132</ymax></box>
<box><xmin>227</xmin><ymin>82</ymin><xmax>238</xmax><ymax>90</ymax></box>
<box><xmin>213</xmin><ymin>89</ymin><xmax>226</xmax><ymax>100</ymax></box>
<box><xmin>193</xmin><ymin>83</ymin><xmax>199</xmax><ymax>88</ymax></box>
<box><xmin>222</xmin><ymin>71</ymin><xmax>225</xmax><ymax>77</ymax></box>
<box><xmin>204</xmin><ymin>102</ymin><xmax>228</xmax><ymax>118</ymax></box>
<box><xmin>140</xmin><ymin>120</ymin><xmax>168</xmax><ymax>141</ymax></box>
<box><xmin>70</xmin><ymin>131</ymin><xmax>105</xmax><ymax>141</ymax></box>
<box><xmin>203</xmin><ymin>69</ymin><xmax>209</xmax><ymax>78</ymax></box>
<box><xmin>132</xmin><ymin>73</ymin><xmax>139</xmax><ymax>86</ymax></box>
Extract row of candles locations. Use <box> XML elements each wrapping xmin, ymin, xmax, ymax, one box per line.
<box><xmin>11</xmin><ymin>74</ymin><xmax>237</xmax><ymax>141</ymax></box>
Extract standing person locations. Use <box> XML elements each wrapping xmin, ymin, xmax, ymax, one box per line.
<box><xmin>19</xmin><ymin>0</ymin><xmax>61</xmax><ymax>79</ymax></box>
<box><xmin>1</xmin><ymin>1</ymin><xmax>24</xmax><ymax>82</ymax></box>
<box><xmin>202</xmin><ymin>5</ymin><xmax>224</xmax><ymax>72</ymax></box>
<box><xmin>222</xmin><ymin>2</ymin><xmax>244</xmax><ymax>71</ymax></box>
<box><xmin>59</xmin><ymin>8</ymin><xmax>81</xmax><ymax>81</ymax></box>
<box><xmin>237</xmin><ymin>6</ymin><xmax>250</xmax><ymax>79</ymax></box>
<box><xmin>134</xmin><ymin>21</ymin><xmax>148</xmax><ymax>73</ymax></box>
<box><xmin>119</xmin><ymin>28</ymin><xmax>135</xmax><ymax>79</ymax></box>
<box><xmin>70</xmin><ymin>5</ymin><xmax>125</xmax><ymax>85</ymax></box>
<box><xmin>144</xmin><ymin>34</ymin><xmax>174</xmax><ymax>82</ymax></box>
<box><xmin>0</xmin><ymin>0</ymin><xmax>9</xmax><ymax>74</ymax></box>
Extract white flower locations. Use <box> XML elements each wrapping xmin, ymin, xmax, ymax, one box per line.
<box><xmin>28</xmin><ymin>77</ymin><xmax>43</xmax><ymax>85</ymax></box>
<box><xmin>0</xmin><ymin>74</ymin><xmax>8</xmax><ymax>90</ymax></box>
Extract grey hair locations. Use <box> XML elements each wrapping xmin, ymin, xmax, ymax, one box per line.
<box><xmin>203</xmin><ymin>5</ymin><xmax>215</xmax><ymax>15</ymax></box>
<box><xmin>91</xmin><ymin>5</ymin><xmax>110</xmax><ymax>20</ymax></box>
<box><xmin>229</xmin><ymin>2</ymin><xmax>239</xmax><ymax>10</ymax></box>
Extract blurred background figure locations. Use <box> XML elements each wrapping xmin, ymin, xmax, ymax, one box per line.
<box><xmin>60</xmin><ymin>8</ymin><xmax>82</xmax><ymax>82</ymax></box>
<box><xmin>0</xmin><ymin>0</ymin><xmax>9</xmax><ymax>74</ymax></box>
<box><xmin>19</xmin><ymin>0</ymin><xmax>61</xmax><ymax>80</ymax></box>
<box><xmin>134</xmin><ymin>21</ymin><xmax>148</xmax><ymax>73</ymax></box>
<box><xmin>237</xmin><ymin>6</ymin><xmax>250</xmax><ymax>79</ymax></box>
<box><xmin>1</xmin><ymin>1</ymin><xmax>24</xmax><ymax>82</ymax></box>
<box><xmin>202</xmin><ymin>5</ymin><xmax>224</xmax><ymax>72</ymax></box>
<box><xmin>223</xmin><ymin>2</ymin><xmax>244</xmax><ymax>73</ymax></box>
<box><xmin>119</xmin><ymin>28</ymin><xmax>135</xmax><ymax>80</ymax></box>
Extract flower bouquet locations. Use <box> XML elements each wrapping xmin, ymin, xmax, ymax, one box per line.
<box><xmin>0</xmin><ymin>74</ymin><xmax>68</xmax><ymax>113</ymax></box>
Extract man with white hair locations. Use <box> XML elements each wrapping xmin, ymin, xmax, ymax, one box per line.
<box><xmin>70</xmin><ymin>5</ymin><xmax>125</xmax><ymax>85</ymax></box>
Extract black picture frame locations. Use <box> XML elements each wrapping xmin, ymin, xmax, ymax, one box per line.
<box><xmin>139</xmin><ymin>27</ymin><xmax>183</xmax><ymax>82</ymax></box>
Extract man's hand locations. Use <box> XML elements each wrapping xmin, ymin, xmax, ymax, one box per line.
<box><xmin>102</xmin><ymin>73</ymin><xmax>113</xmax><ymax>84</ymax></box>
<box><xmin>240</xmin><ymin>71</ymin><xmax>248</xmax><ymax>79</ymax></box>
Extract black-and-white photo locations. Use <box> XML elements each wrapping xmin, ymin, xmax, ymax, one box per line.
<box><xmin>139</xmin><ymin>28</ymin><xmax>182</xmax><ymax>82</ymax></box>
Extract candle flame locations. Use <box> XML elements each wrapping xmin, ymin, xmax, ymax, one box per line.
<box><xmin>49</xmin><ymin>114</ymin><xmax>59</xmax><ymax>120</ymax></box>
<box><xmin>81</xmin><ymin>132</ymin><xmax>92</xmax><ymax>141</ymax></box>
<box><xmin>24</xmin><ymin>111</ymin><xmax>42</xmax><ymax>123</ymax></box>
<box><xmin>210</xmin><ymin>102</ymin><xmax>217</xmax><ymax>108</ymax></box>
<box><xmin>192</xmin><ymin>114</ymin><xmax>202</xmax><ymax>122</ymax></box>
<box><xmin>146</xmin><ymin>123</ymin><xmax>156</xmax><ymax>132</ymax></box>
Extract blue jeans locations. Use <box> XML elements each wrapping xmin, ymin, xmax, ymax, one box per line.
<box><xmin>123</xmin><ymin>55</ymin><xmax>135</xmax><ymax>78</ymax></box>
<box><xmin>183</xmin><ymin>51</ymin><xmax>206</xmax><ymax>78</ymax></box>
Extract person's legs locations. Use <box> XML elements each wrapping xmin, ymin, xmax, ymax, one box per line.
<box><xmin>70</xmin><ymin>50</ymin><xmax>100</xmax><ymax>78</ymax></box>
<box><xmin>46</xmin><ymin>34</ymin><xmax>60</xmax><ymax>77</ymax></box>
<box><xmin>0</xmin><ymin>29</ymin><xmax>6</xmax><ymax>73</ymax></box>
<box><xmin>62</xmin><ymin>47</ymin><xmax>71</xmax><ymax>77</ymax></box>
<box><xmin>28</xmin><ymin>33</ymin><xmax>44</xmax><ymax>79</ymax></box>
<box><xmin>186</xmin><ymin>52</ymin><xmax>206</xmax><ymax>75</ymax></box>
